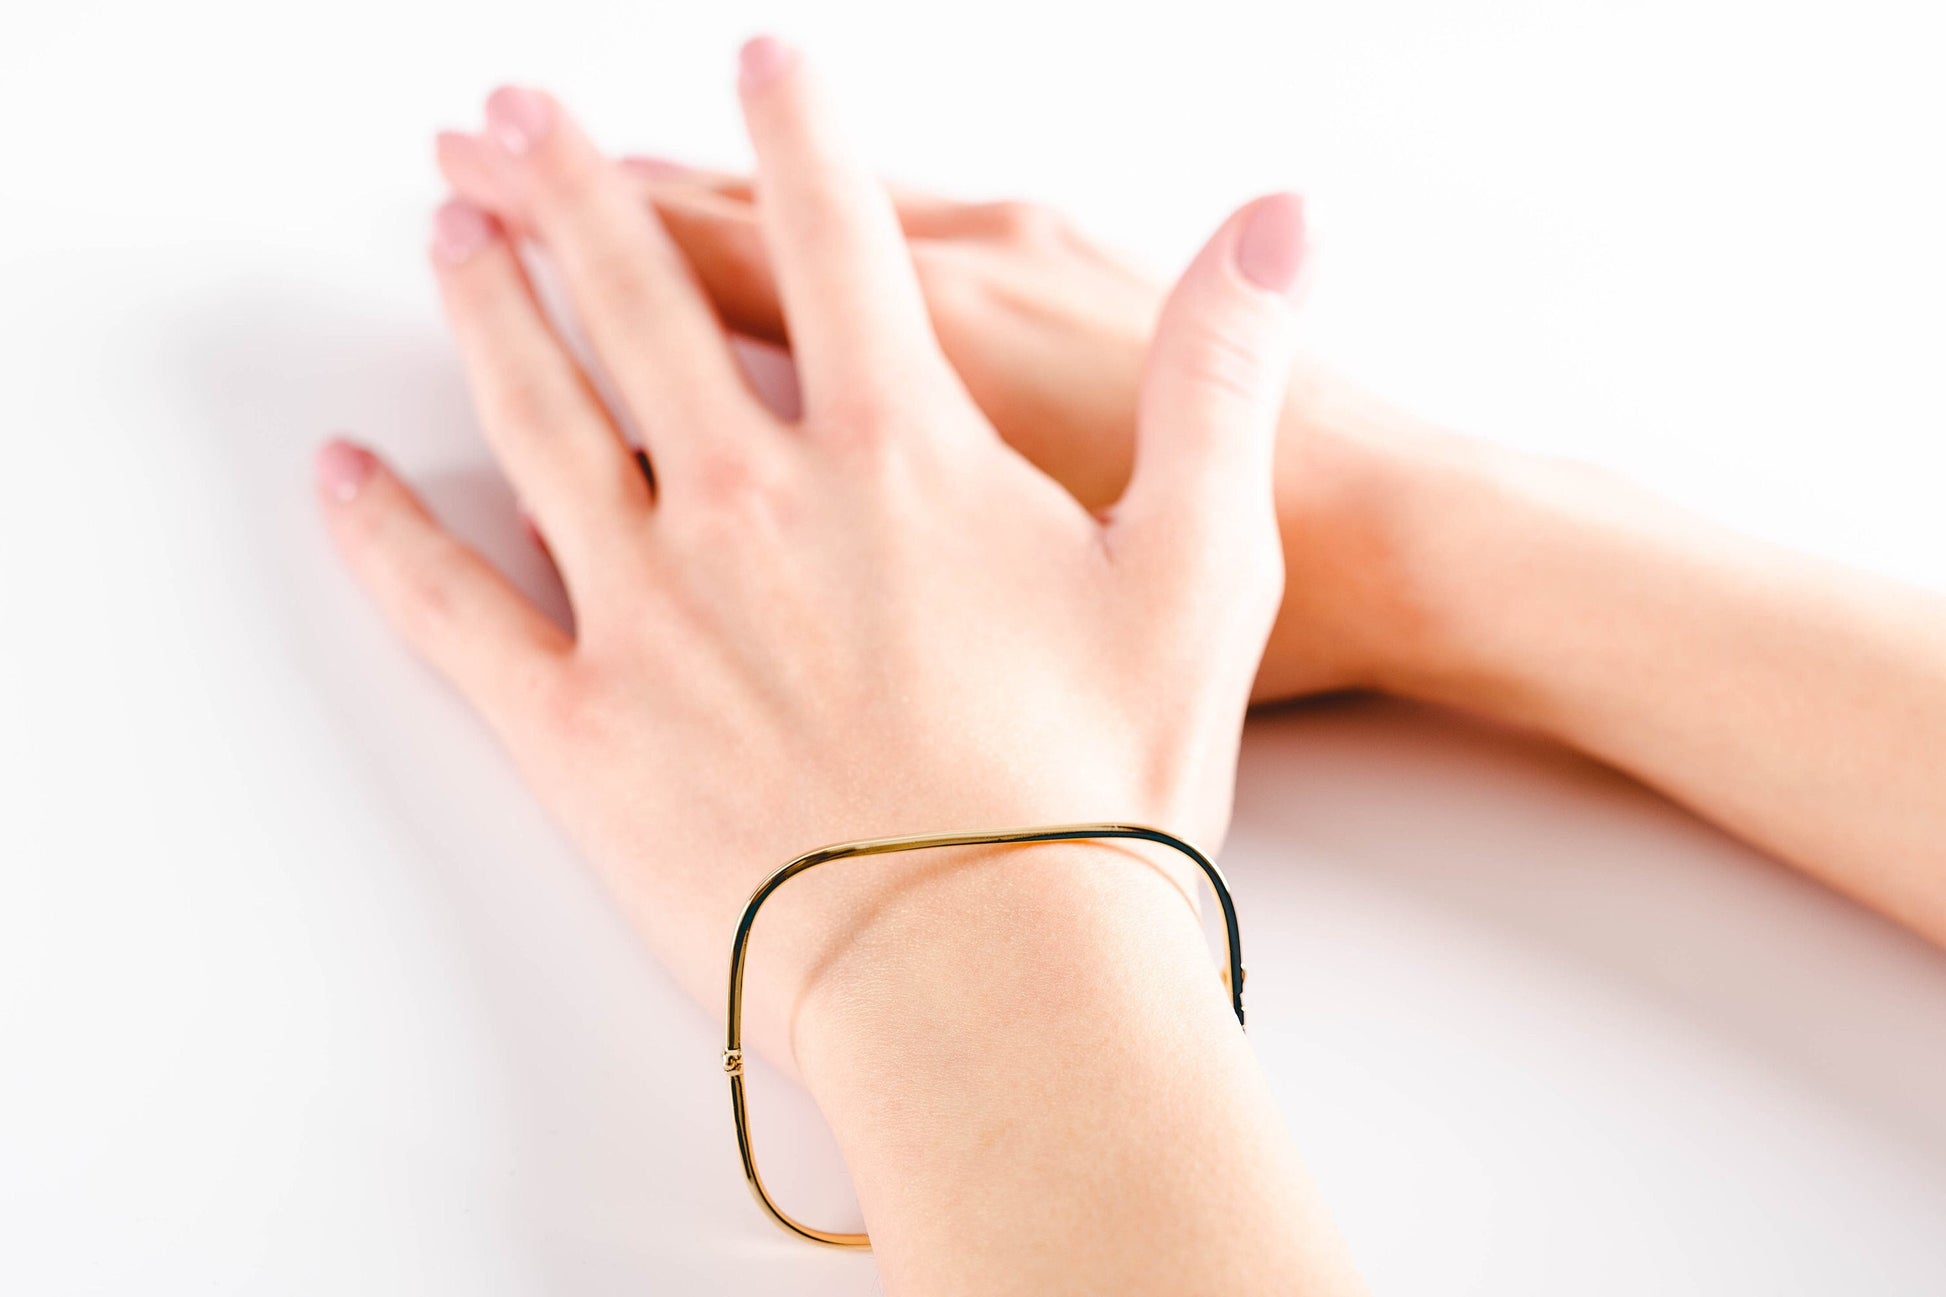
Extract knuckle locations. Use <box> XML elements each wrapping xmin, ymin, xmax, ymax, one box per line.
<box><xmin>393</xmin><ymin>544</ymin><xmax>471</xmax><ymax>641</ymax></box>
<box><xmin>689</xmin><ymin>450</ymin><xmax>766</xmax><ymax>506</ymax></box>
<box><xmin>1170</xmin><ymin>311</ymin><xmax>1277</xmax><ymax>407</ymax></box>
<box><xmin>679</xmin><ymin>448</ymin><xmax>795</xmax><ymax>533</ymax></box>
<box><xmin>490</xmin><ymin>378</ymin><xmax>562</xmax><ymax>435</ymax></box>
<box><xmin>532</xmin><ymin>658</ymin><xmax>606</xmax><ymax>745</ymax></box>
<box><xmin>573</xmin><ymin>243</ymin><xmax>661</xmax><ymax>319</ymax></box>
<box><xmin>528</xmin><ymin>138</ymin><xmax>607</xmax><ymax>206</ymax></box>
<box><xmin>791</xmin><ymin>183</ymin><xmax>880</xmax><ymax>262</ymax></box>
<box><xmin>813</xmin><ymin>388</ymin><xmax>903</xmax><ymax>451</ymax></box>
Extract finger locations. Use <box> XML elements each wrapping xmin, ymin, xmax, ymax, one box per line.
<box><xmin>621</xmin><ymin>155</ymin><xmax>971</xmax><ymax>237</ymax></box>
<box><xmin>430</xmin><ymin>198</ymin><xmax>649</xmax><ymax>582</ymax></box>
<box><xmin>498</xmin><ymin>176</ymin><xmax>953</xmax><ymax>362</ymax></box>
<box><xmin>469</xmin><ymin>152</ymin><xmax>999</xmax><ymax>351</ymax></box>
<box><xmin>631</xmin><ymin>185</ymin><xmax>974</xmax><ymax>348</ymax></box>
<box><xmin>620</xmin><ymin>155</ymin><xmax>754</xmax><ymax>200</ymax></box>
<box><xmin>315</xmin><ymin>438</ymin><xmax>570</xmax><ymax>735</ymax></box>
<box><xmin>467</xmin><ymin>148</ymin><xmax>790</xmax><ymax>249</ymax></box>
<box><xmin>480</xmin><ymin>86</ymin><xmax>766</xmax><ymax>474</ymax></box>
<box><xmin>444</xmin><ymin>145</ymin><xmax>790</xmax><ymax>343</ymax></box>
<box><xmin>436</xmin><ymin>130</ymin><xmax>511</xmax><ymax>218</ymax></box>
<box><xmin>734</xmin><ymin>37</ymin><xmax>957</xmax><ymax>423</ymax></box>
<box><xmin>646</xmin><ymin>189</ymin><xmax>789</xmax><ymax>344</ymax></box>
<box><xmin>1115</xmin><ymin>194</ymin><xmax>1307</xmax><ymax>550</ymax></box>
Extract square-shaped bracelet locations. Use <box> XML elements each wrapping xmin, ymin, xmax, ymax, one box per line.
<box><xmin>722</xmin><ymin>822</ymin><xmax>1247</xmax><ymax>1248</ymax></box>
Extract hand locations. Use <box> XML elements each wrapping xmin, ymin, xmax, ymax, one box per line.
<box><xmin>320</xmin><ymin>42</ymin><xmax>1371</xmax><ymax>1289</ymax></box>
<box><xmin>446</xmin><ymin>64</ymin><xmax>1946</xmax><ymax>962</ymax></box>
<box><xmin>434</xmin><ymin>137</ymin><xmax>1457</xmax><ymax>701</ymax></box>
<box><xmin>319</xmin><ymin>43</ymin><xmax>1306</xmax><ymax>1068</ymax></box>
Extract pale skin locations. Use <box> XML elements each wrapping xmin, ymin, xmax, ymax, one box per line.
<box><xmin>322</xmin><ymin>37</ymin><xmax>1360</xmax><ymax>1297</ymax></box>
<box><xmin>440</xmin><ymin>117</ymin><xmax>1946</xmax><ymax>951</ymax></box>
<box><xmin>317</xmin><ymin>33</ymin><xmax>1946</xmax><ymax>1297</ymax></box>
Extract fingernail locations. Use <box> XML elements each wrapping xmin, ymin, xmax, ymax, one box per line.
<box><xmin>1234</xmin><ymin>193</ymin><xmax>1307</xmax><ymax>295</ymax></box>
<box><xmin>738</xmin><ymin>35</ymin><xmax>797</xmax><ymax>91</ymax></box>
<box><xmin>622</xmin><ymin>154</ymin><xmax>695</xmax><ymax>182</ymax></box>
<box><xmin>316</xmin><ymin>439</ymin><xmax>377</xmax><ymax>503</ymax></box>
<box><xmin>485</xmin><ymin>85</ymin><xmax>553</xmax><ymax>155</ymax></box>
<box><xmin>431</xmin><ymin>199</ymin><xmax>496</xmax><ymax>264</ymax></box>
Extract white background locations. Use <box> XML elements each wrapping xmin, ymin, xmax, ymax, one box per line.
<box><xmin>3</xmin><ymin>1</ymin><xmax>1945</xmax><ymax>1292</ymax></box>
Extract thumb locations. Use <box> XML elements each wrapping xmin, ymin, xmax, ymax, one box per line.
<box><xmin>1115</xmin><ymin>193</ymin><xmax>1307</xmax><ymax>546</ymax></box>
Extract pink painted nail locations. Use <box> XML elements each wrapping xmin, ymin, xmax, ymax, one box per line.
<box><xmin>738</xmin><ymin>36</ymin><xmax>797</xmax><ymax>91</ymax></box>
<box><xmin>485</xmin><ymin>85</ymin><xmax>553</xmax><ymax>155</ymax></box>
<box><xmin>316</xmin><ymin>439</ymin><xmax>377</xmax><ymax>503</ymax></box>
<box><xmin>431</xmin><ymin>199</ymin><xmax>496</xmax><ymax>265</ymax></box>
<box><xmin>1234</xmin><ymin>193</ymin><xmax>1307</xmax><ymax>295</ymax></box>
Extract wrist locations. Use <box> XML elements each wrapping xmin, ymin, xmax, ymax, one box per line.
<box><xmin>1258</xmin><ymin>369</ymin><xmax>1495</xmax><ymax>700</ymax></box>
<box><xmin>1295</xmin><ymin>399</ymin><xmax>1684</xmax><ymax>726</ymax></box>
<box><xmin>790</xmin><ymin>839</ymin><xmax>1216</xmax><ymax>1099</ymax></box>
<box><xmin>781</xmin><ymin>840</ymin><xmax>1239</xmax><ymax>1252</ymax></box>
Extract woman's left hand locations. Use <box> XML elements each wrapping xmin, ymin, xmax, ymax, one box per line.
<box><xmin>315</xmin><ymin>41</ymin><xmax>1368</xmax><ymax>1291</ymax></box>
<box><xmin>436</xmin><ymin>127</ymin><xmax>1451</xmax><ymax>704</ymax></box>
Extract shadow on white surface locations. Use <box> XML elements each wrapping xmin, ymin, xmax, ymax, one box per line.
<box><xmin>1242</xmin><ymin>697</ymin><xmax>1946</xmax><ymax>1154</ymax></box>
<box><xmin>1230</xmin><ymin>698</ymin><xmax>1946</xmax><ymax>1291</ymax></box>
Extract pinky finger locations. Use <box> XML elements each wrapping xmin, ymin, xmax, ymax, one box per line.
<box><xmin>315</xmin><ymin>438</ymin><xmax>570</xmax><ymax>734</ymax></box>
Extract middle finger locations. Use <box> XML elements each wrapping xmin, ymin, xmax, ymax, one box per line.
<box><xmin>477</xmin><ymin>87</ymin><xmax>770</xmax><ymax>480</ymax></box>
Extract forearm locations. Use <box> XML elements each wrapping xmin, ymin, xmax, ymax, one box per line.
<box><xmin>1301</xmin><ymin>410</ymin><xmax>1946</xmax><ymax>942</ymax></box>
<box><xmin>793</xmin><ymin>842</ymin><xmax>1363</xmax><ymax>1296</ymax></box>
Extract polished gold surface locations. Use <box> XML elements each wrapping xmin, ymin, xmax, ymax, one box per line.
<box><xmin>723</xmin><ymin>823</ymin><xmax>1247</xmax><ymax>1250</ymax></box>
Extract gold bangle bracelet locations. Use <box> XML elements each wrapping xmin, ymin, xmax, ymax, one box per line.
<box><xmin>722</xmin><ymin>822</ymin><xmax>1247</xmax><ymax>1249</ymax></box>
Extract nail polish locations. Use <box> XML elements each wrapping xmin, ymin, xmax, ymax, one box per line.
<box><xmin>485</xmin><ymin>85</ymin><xmax>553</xmax><ymax>155</ymax></box>
<box><xmin>316</xmin><ymin>439</ymin><xmax>377</xmax><ymax>503</ymax></box>
<box><xmin>430</xmin><ymin>200</ymin><xmax>495</xmax><ymax>265</ymax></box>
<box><xmin>1234</xmin><ymin>193</ymin><xmax>1307</xmax><ymax>295</ymax></box>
